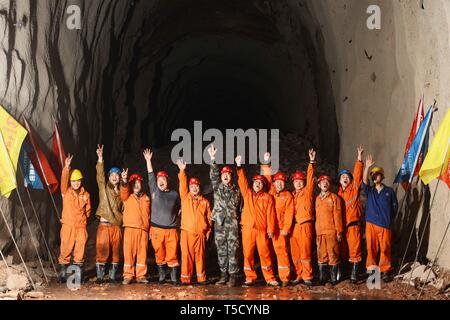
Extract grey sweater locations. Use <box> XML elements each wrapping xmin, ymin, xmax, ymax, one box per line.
<box><xmin>148</xmin><ymin>172</ymin><xmax>180</xmax><ymax>229</ymax></box>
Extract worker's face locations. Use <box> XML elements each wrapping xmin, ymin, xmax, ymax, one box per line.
<box><xmin>274</xmin><ymin>180</ymin><xmax>285</xmax><ymax>193</ymax></box>
<box><xmin>157</xmin><ymin>176</ymin><xmax>168</xmax><ymax>191</ymax></box>
<box><xmin>189</xmin><ymin>184</ymin><xmax>200</xmax><ymax>196</ymax></box>
<box><xmin>339</xmin><ymin>174</ymin><xmax>351</xmax><ymax>189</ymax></box>
<box><xmin>109</xmin><ymin>172</ymin><xmax>120</xmax><ymax>186</ymax></box>
<box><xmin>319</xmin><ymin>180</ymin><xmax>330</xmax><ymax>192</ymax></box>
<box><xmin>133</xmin><ymin>180</ymin><xmax>142</xmax><ymax>194</ymax></box>
<box><xmin>221</xmin><ymin>172</ymin><xmax>232</xmax><ymax>186</ymax></box>
<box><xmin>293</xmin><ymin>179</ymin><xmax>305</xmax><ymax>191</ymax></box>
<box><xmin>372</xmin><ymin>173</ymin><xmax>384</xmax><ymax>184</ymax></box>
<box><xmin>70</xmin><ymin>180</ymin><xmax>82</xmax><ymax>191</ymax></box>
<box><xmin>252</xmin><ymin>180</ymin><xmax>264</xmax><ymax>193</ymax></box>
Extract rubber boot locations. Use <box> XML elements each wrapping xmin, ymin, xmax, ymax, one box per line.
<box><xmin>109</xmin><ymin>263</ymin><xmax>119</xmax><ymax>283</ymax></box>
<box><xmin>381</xmin><ymin>271</ymin><xmax>392</xmax><ymax>283</ymax></box>
<box><xmin>170</xmin><ymin>267</ymin><xmax>180</xmax><ymax>285</ymax></box>
<box><xmin>58</xmin><ymin>264</ymin><xmax>67</xmax><ymax>283</ymax></box>
<box><xmin>330</xmin><ymin>264</ymin><xmax>339</xmax><ymax>285</ymax></box>
<box><xmin>216</xmin><ymin>272</ymin><xmax>229</xmax><ymax>285</ymax></box>
<box><xmin>318</xmin><ymin>263</ymin><xmax>329</xmax><ymax>285</ymax></box>
<box><xmin>73</xmin><ymin>263</ymin><xmax>84</xmax><ymax>284</ymax></box>
<box><xmin>226</xmin><ymin>274</ymin><xmax>238</xmax><ymax>287</ymax></box>
<box><xmin>95</xmin><ymin>263</ymin><xmax>105</xmax><ymax>284</ymax></box>
<box><xmin>158</xmin><ymin>264</ymin><xmax>167</xmax><ymax>284</ymax></box>
<box><xmin>350</xmin><ymin>263</ymin><xmax>359</xmax><ymax>283</ymax></box>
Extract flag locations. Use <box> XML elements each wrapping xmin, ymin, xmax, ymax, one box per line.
<box><xmin>51</xmin><ymin>121</ymin><xmax>66</xmax><ymax>175</ymax></box>
<box><xmin>0</xmin><ymin>104</ymin><xmax>28</xmax><ymax>197</ymax></box>
<box><xmin>22</xmin><ymin>118</ymin><xmax>59</xmax><ymax>193</ymax></box>
<box><xmin>394</xmin><ymin>106</ymin><xmax>435</xmax><ymax>184</ymax></box>
<box><xmin>419</xmin><ymin>108</ymin><xmax>450</xmax><ymax>187</ymax></box>
<box><xmin>19</xmin><ymin>142</ymin><xmax>44</xmax><ymax>190</ymax></box>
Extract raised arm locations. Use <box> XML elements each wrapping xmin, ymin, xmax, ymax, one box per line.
<box><xmin>61</xmin><ymin>154</ymin><xmax>73</xmax><ymax>194</ymax></box>
<box><xmin>363</xmin><ymin>154</ymin><xmax>375</xmax><ymax>186</ymax></box>
<box><xmin>143</xmin><ymin>148</ymin><xmax>157</xmax><ymax>194</ymax></box>
<box><xmin>208</xmin><ymin>145</ymin><xmax>221</xmax><ymax>191</ymax></box>
<box><xmin>235</xmin><ymin>155</ymin><xmax>249</xmax><ymax>194</ymax></box>
<box><xmin>96</xmin><ymin>145</ymin><xmax>106</xmax><ymax>188</ymax></box>
<box><xmin>177</xmin><ymin>159</ymin><xmax>188</xmax><ymax>199</ymax></box>
<box><xmin>306</xmin><ymin>149</ymin><xmax>316</xmax><ymax>197</ymax></box>
<box><xmin>261</xmin><ymin>152</ymin><xmax>275</xmax><ymax>194</ymax></box>
<box><xmin>119</xmin><ymin>168</ymin><xmax>131</xmax><ymax>201</ymax></box>
<box><xmin>353</xmin><ymin>145</ymin><xmax>364</xmax><ymax>187</ymax></box>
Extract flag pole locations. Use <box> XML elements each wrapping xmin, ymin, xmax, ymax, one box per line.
<box><xmin>0</xmin><ymin>248</ymin><xmax>10</xmax><ymax>272</ymax></box>
<box><xmin>17</xmin><ymin>163</ymin><xmax>58</xmax><ymax>276</ymax></box>
<box><xmin>0</xmin><ymin>129</ymin><xmax>49</xmax><ymax>283</ymax></box>
<box><xmin>22</xmin><ymin>117</ymin><xmax>61</xmax><ymax>221</ymax></box>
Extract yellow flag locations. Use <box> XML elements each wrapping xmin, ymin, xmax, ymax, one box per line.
<box><xmin>419</xmin><ymin>107</ymin><xmax>450</xmax><ymax>187</ymax></box>
<box><xmin>0</xmin><ymin>104</ymin><xmax>28</xmax><ymax>197</ymax></box>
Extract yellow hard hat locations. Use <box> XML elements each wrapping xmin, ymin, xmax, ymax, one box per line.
<box><xmin>70</xmin><ymin>169</ymin><xmax>83</xmax><ymax>181</ymax></box>
<box><xmin>370</xmin><ymin>167</ymin><xmax>384</xmax><ymax>178</ymax></box>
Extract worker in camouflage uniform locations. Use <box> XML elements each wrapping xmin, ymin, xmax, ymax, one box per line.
<box><xmin>207</xmin><ymin>145</ymin><xmax>242</xmax><ymax>287</ymax></box>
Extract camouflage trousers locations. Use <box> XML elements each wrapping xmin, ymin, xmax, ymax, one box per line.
<box><xmin>215</xmin><ymin>218</ymin><xmax>240</xmax><ymax>274</ymax></box>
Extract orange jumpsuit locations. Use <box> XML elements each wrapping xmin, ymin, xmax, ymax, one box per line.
<box><xmin>291</xmin><ymin>163</ymin><xmax>315</xmax><ymax>281</ymax></box>
<box><xmin>58</xmin><ymin>166</ymin><xmax>91</xmax><ymax>265</ymax></box>
<box><xmin>120</xmin><ymin>184</ymin><xmax>151</xmax><ymax>281</ymax></box>
<box><xmin>261</xmin><ymin>165</ymin><xmax>294</xmax><ymax>282</ymax></box>
<box><xmin>338</xmin><ymin>160</ymin><xmax>364</xmax><ymax>263</ymax></box>
<box><xmin>178</xmin><ymin>170</ymin><xmax>212</xmax><ymax>284</ymax></box>
<box><xmin>237</xmin><ymin>167</ymin><xmax>276</xmax><ymax>283</ymax></box>
<box><xmin>315</xmin><ymin>192</ymin><xmax>343</xmax><ymax>266</ymax></box>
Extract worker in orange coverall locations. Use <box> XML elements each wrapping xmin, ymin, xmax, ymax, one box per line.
<box><xmin>337</xmin><ymin>145</ymin><xmax>364</xmax><ymax>283</ymax></box>
<box><xmin>176</xmin><ymin>159</ymin><xmax>212</xmax><ymax>285</ymax></box>
<box><xmin>315</xmin><ymin>175</ymin><xmax>344</xmax><ymax>285</ymax></box>
<box><xmin>290</xmin><ymin>149</ymin><xmax>316</xmax><ymax>286</ymax></box>
<box><xmin>58</xmin><ymin>154</ymin><xmax>91</xmax><ymax>283</ymax></box>
<box><xmin>261</xmin><ymin>152</ymin><xmax>294</xmax><ymax>287</ymax></box>
<box><xmin>120</xmin><ymin>169</ymin><xmax>151</xmax><ymax>285</ymax></box>
<box><xmin>235</xmin><ymin>154</ymin><xmax>280</xmax><ymax>287</ymax></box>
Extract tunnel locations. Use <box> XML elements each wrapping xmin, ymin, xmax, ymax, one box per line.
<box><xmin>0</xmin><ymin>0</ymin><xmax>449</xmax><ymax>295</ymax></box>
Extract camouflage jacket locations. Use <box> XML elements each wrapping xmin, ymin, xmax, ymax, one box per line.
<box><xmin>210</xmin><ymin>163</ymin><xmax>242</xmax><ymax>226</ymax></box>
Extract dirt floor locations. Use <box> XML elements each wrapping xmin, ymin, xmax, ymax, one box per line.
<box><xmin>38</xmin><ymin>277</ymin><xmax>449</xmax><ymax>300</ymax></box>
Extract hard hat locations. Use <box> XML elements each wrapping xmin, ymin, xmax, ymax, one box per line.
<box><xmin>370</xmin><ymin>167</ymin><xmax>384</xmax><ymax>178</ymax></box>
<box><xmin>220</xmin><ymin>166</ymin><xmax>233</xmax><ymax>175</ymax></box>
<box><xmin>129</xmin><ymin>174</ymin><xmax>143</xmax><ymax>183</ymax></box>
<box><xmin>70</xmin><ymin>169</ymin><xmax>83</xmax><ymax>181</ymax></box>
<box><xmin>337</xmin><ymin>169</ymin><xmax>353</xmax><ymax>181</ymax></box>
<box><xmin>318</xmin><ymin>175</ymin><xmax>332</xmax><ymax>184</ymax></box>
<box><xmin>108</xmin><ymin>167</ymin><xmax>121</xmax><ymax>176</ymax></box>
<box><xmin>156</xmin><ymin>171</ymin><xmax>169</xmax><ymax>178</ymax></box>
<box><xmin>189</xmin><ymin>177</ymin><xmax>201</xmax><ymax>186</ymax></box>
<box><xmin>291</xmin><ymin>171</ymin><xmax>306</xmax><ymax>181</ymax></box>
<box><xmin>273</xmin><ymin>172</ymin><xmax>287</xmax><ymax>182</ymax></box>
<box><xmin>252</xmin><ymin>174</ymin><xmax>265</xmax><ymax>183</ymax></box>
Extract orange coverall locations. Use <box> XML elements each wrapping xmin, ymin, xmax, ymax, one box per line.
<box><xmin>58</xmin><ymin>166</ymin><xmax>91</xmax><ymax>265</ymax></box>
<box><xmin>178</xmin><ymin>170</ymin><xmax>212</xmax><ymax>284</ymax></box>
<box><xmin>366</xmin><ymin>222</ymin><xmax>392</xmax><ymax>273</ymax></box>
<box><xmin>120</xmin><ymin>184</ymin><xmax>151</xmax><ymax>281</ymax></box>
<box><xmin>315</xmin><ymin>192</ymin><xmax>343</xmax><ymax>266</ymax></box>
<box><xmin>261</xmin><ymin>165</ymin><xmax>294</xmax><ymax>282</ymax></box>
<box><xmin>237</xmin><ymin>167</ymin><xmax>277</xmax><ymax>283</ymax></box>
<box><xmin>338</xmin><ymin>160</ymin><xmax>364</xmax><ymax>263</ymax></box>
<box><xmin>291</xmin><ymin>163</ymin><xmax>315</xmax><ymax>281</ymax></box>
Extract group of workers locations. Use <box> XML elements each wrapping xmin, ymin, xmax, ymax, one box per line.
<box><xmin>56</xmin><ymin>143</ymin><xmax>398</xmax><ymax>288</ymax></box>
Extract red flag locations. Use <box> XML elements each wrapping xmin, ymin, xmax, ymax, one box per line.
<box><xmin>440</xmin><ymin>156</ymin><xmax>450</xmax><ymax>188</ymax></box>
<box><xmin>401</xmin><ymin>95</ymin><xmax>424</xmax><ymax>190</ymax></box>
<box><xmin>52</xmin><ymin>121</ymin><xmax>66</xmax><ymax>174</ymax></box>
<box><xmin>22</xmin><ymin>118</ymin><xmax>59</xmax><ymax>193</ymax></box>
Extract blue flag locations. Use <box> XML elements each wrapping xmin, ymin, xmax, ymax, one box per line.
<box><xmin>19</xmin><ymin>142</ymin><xmax>44</xmax><ymax>190</ymax></box>
<box><xmin>394</xmin><ymin>106</ymin><xmax>434</xmax><ymax>184</ymax></box>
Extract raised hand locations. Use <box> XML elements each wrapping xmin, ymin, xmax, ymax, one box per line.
<box><xmin>309</xmin><ymin>149</ymin><xmax>316</xmax><ymax>162</ymax></box>
<box><xmin>235</xmin><ymin>155</ymin><xmax>242</xmax><ymax>167</ymax></box>
<box><xmin>65</xmin><ymin>154</ymin><xmax>73</xmax><ymax>168</ymax></box>
<box><xmin>121</xmin><ymin>168</ymin><xmax>129</xmax><ymax>182</ymax></box>
<box><xmin>207</xmin><ymin>144</ymin><xmax>217</xmax><ymax>160</ymax></box>
<box><xmin>366</xmin><ymin>154</ymin><xmax>375</xmax><ymax>167</ymax></box>
<box><xmin>263</xmin><ymin>152</ymin><xmax>271</xmax><ymax>163</ymax></box>
<box><xmin>177</xmin><ymin>159</ymin><xmax>187</xmax><ymax>171</ymax></box>
<box><xmin>357</xmin><ymin>145</ymin><xmax>364</xmax><ymax>161</ymax></box>
<box><xmin>143</xmin><ymin>148</ymin><xmax>153</xmax><ymax>162</ymax></box>
<box><xmin>96</xmin><ymin>144</ymin><xmax>104</xmax><ymax>161</ymax></box>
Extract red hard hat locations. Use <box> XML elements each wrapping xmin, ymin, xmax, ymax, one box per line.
<box><xmin>291</xmin><ymin>171</ymin><xmax>306</xmax><ymax>181</ymax></box>
<box><xmin>189</xmin><ymin>177</ymin><xmax>201</xmax><ymax>186</ymax></box>
<box><xmin>156</xmin><ymin>171</ymin><xmax>169</xmax><ymax>178</ymax></box>
<box><xmin>318</xmin><ymin>175</ymin><xmax>332</xmax><ymax>184</ymax></box>
<box><xmin>252</xmin><ymin>174</ymin><xmax>265</xmax><ymax>182</ymax></box>
<box><xmin>129</xmin><ymin>174</ymin><xmax>143</xmax><ymax>182</ymax></box>
<box><xmin>220</xmin><ymin>166</ymin><xmax>233</xmax><ymax>175</ymax></box>
<box><xmin>273</xmin><ymin>172</ymin><xmax>287</xmax><ymax>182</ymax></box>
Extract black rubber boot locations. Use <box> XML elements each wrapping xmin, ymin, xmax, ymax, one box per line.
<box><xmin>381</xmin><ymin>271</ymin><xmax>392</xmax><ymax>283</ymax></box>
<box><xmin>58</xmin><ymin>264</ymin><xmax>67</xmax><ymax>283</ymax></box>
<box><xmin>227</xmin><ymin>274</ymin><xmax>238</xmax><ymax>287</ymax></box>
<box><xmin>318</xmin><ymin>263</ymin><xmax>329</xmax><ymax>285</ymax></box>
<box><xmin>158</xmin><ymin>264</ymin><xmax>167</xmax><ymax>284</ymax></box>
<box><xmin>73</xmin><ymin>263</ymin><xmax>84</xmax><ymax>283</ymax></box>
<box><xmin>216</xmin><ymin>272</ymin><xmax>229</xmax><ymax>285</ymax></box>
<box><xmin>170</xmin><ymin>267</ymin><xmax>180</xmax><ymax>285</ymax></box>
<box><xmin>350</xmin><ymin>263</ymin><xmax>359</xmax><ymax>283</ymax></box>
<box><xmin>330</xmin><ymin>264</ymin><xmax>339</xmax><ymax>285</ymax></box>
<box><xmin>109</xmin><ymin>263</ymin><xmax>119</xmax><ymax>283</ymax></box>
<box><xmin>95</xmin><ymin>263</ymin><xmax>105</xmax><ymax>284</ymax></box>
